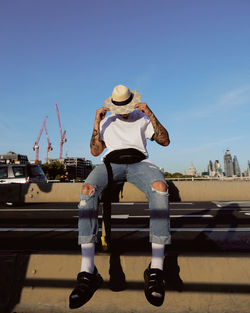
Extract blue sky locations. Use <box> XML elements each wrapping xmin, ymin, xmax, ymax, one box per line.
<box><xmin>1</xmin><ymin>0</ymin><xmax>250</xmax><ymax>173</ymax></box>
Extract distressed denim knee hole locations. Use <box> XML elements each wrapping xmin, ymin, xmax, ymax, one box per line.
<box><xmin>151</xmin><ymin>181</ymin><xmax>168</xmax><ymax>194</ymax></box>
<box><xmin>78</xmin><ymin>192</ymin><xmax>96</xmax><ymax>208</ymax></box>
<box><xmin>81</xmin><ymin>184</ymin><xmax>96</xmax><ymax>196</ymax></box>
<box><xmin>151</xmin><ymin>187</ymin><xmax>168</xmax><ymax>195</ymax></box>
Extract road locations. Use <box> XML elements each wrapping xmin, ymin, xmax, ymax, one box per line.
<box><xmin>0</xmin><ymin>201</ymin><xmax>250</xmax><ymax>251</ymax></box>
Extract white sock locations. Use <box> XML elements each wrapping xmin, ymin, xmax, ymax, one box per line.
<box><xmin>151</xmin><ymin>242</ymin><xmax>165</xmax><ymax>271</ymax></box>
<box><xmin>151</xmin><ymin>243</ymin><xmax>165</xmax><ymax>298</ymax></box>
<box><xmin>80</xmin><ymin>243</ymin><xmax>95</xmax><ymax>274</ymax></box>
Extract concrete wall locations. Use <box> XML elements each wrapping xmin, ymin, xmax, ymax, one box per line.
<box><xmin>1</xmin><ymin>181</ymin><xmax>250</xmax><ymax>203</ymax></box>
<box><xmin>2</xmin><ymin>252</ymin><xmax>250</xmax><ymax>313</ymax></box>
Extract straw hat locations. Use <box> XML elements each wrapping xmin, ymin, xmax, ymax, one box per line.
<box><xmin>104</xmin><ymin>85</ymin><xmax>141</xmax><ymax>114</ymax></box>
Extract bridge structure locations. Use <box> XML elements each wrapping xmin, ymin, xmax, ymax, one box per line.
<box><xmin>0</xmin><ymin>181</ymin><xmax>250</xmax><ymax>313</ymax></box>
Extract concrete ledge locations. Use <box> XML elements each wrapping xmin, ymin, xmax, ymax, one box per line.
<box><xmin>1</xmin><ymin>252</ymin><xmax>250</xmax><ymax>313</ymax></box>
<box><xmin>2</xmin><ymin>180</ymin><xmax>250</xmax><ymax>203</ymax></box>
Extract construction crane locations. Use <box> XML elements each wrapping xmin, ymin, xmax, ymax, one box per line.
<box><xmin>55</xmin><ymin>103</ymin><xmax>67</xmax><ymax>159</ymax></box>
<box><xmin>44</xmin><ymin>120</ymin><xmax>53</xmax><ymax>163</ymax></box>
<box><xmin>32</xmin><ymin>116</ymin><xmax>48</xmax><ymax>164</ymax></box>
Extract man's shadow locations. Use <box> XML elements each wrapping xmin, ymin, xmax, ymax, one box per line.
<box><xmin>0</xmin><ymin>182</ymin><xmax>53</xmax><ymax>313</ymax></box>
<box><xmin>101</xmin><ymin>180</ymin><xmax>183</xmax><ymax>292</ymax></box>
<box><xmin>0</xmin><ymin>252</ymin><xmax>30</xmax><ymax>313</ymax></box>
<box><xmin>108</xmin><ymin>244</ymin><xmax>183</xmax><ymax>292</ymax></box>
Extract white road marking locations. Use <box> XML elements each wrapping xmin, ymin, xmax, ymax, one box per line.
<box><xmin>0</xmin><ymin>208</ymin><xmax>78</xmax><ymax>211</ymax></box>
<box><xmin>98</xmin><ymin>214</ymin><xmax>130</xmax><ymax>219</ymax></box>
<box><xmin>170</xmin><ymin>227</ymin><xmax>250</xmax><ymax>232</ymax></box>
<box><xmin>171</xmin><ymin>208</ymin><xmax>248</xmax><ymax>211</ymax></box>
<box><xmin>171</xmin><ymin>202</ymin><xmax>193</xmax><ymax>205</ymax></box>
<box><xmin>1</xmin><ymin>227</ymin><xmax>250</xmax><ymax>232</ymax></box>
<box><xmin>0</xmin><ymin>228</ymin><xmax>78</xmax><ymax>232</ymax></box>
<box><xmin>112</xmin><ymin>203</ymin><xmax>135</xmax><ymax>205</ymax></box>
<box><xmin>170</xmin><ymin>214</ymin><xmax>213</xmax><ymax>218</ymax></box>
<box><xmin>213</xmin><ymin>201</ymin><xmax>250</xmax><ymax>208</ymax></box>
<box><xmin>0</xmin><ymin>207</ymin><xmax>244</xmax><ymax>212</ymax></box>
<box><xmin>70</xmin><ymin>214</ymin><xmax>214</xmax><ymax>219</ymax></box>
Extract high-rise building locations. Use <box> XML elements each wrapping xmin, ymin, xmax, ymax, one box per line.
<box><xmin>214</xmin><ymin>160</ymin><xmax>223</xmax><ymax>176</ymax></box>
<box><xmin>233</xmin><ymin>155</ymin><xmax>241</xmax><ymax>177</ymax></box>
<box><xmin>207</xmin><ymin>159</ymin><xmax>223</xmax><ymax>177</ymax></box>
<box><xmin>247</xmin><ymin>161</ymin><xmax>250</xmax><ymax>177</ymax></box>
<box><xmin>224</xmin><ymin>150</ymin><xmax>234</xmax><ymax>177</ymax></box>
<box><xmin>208</xmin><ymin>160</ymin><xmax>214</xmax><ymax>176</ymax></box>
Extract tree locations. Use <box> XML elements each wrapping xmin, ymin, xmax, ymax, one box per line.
<box><xmin>163</xmin><ymin>172</ymin><xmax>172</xmax><ymax>178</ymax></box>
<box><xmin>172</xmin><ymin>172</ymin><xmax>184</xmax><ymax>178</ymax></box>
<box><xmin>41</xmin><ymin>161</ymin><xmax>65</xmax><ymax>180</ymax></box>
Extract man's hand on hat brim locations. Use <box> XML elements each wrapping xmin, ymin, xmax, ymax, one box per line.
<box><xmin>95</xmin><ymin>107</ymin><xmax>110</xmax><ymax>123</ymax></box>
<box><xmin>134</xmin><ymin>102</ymin><xmax>153</xmax><ymax>118</ymax></box>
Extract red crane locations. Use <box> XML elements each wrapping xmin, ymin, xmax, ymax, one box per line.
<box><xmin>55</xmin><ymin>103</ymin><xmax>67</xmax><ymax>159</ymax></box>
<box><xmin>44</xmin><ymin>120</ymin><xmax>53</xmax><ymax>163</ymax></box>
<box><xmin>32</xmin><ymin>116</ymin><xmax>48</xmax><ymax>164</ymax></box>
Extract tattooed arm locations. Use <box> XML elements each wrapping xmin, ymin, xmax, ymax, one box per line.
<box><xmin>90</xmin><ymin>107</ymin><xmax>109</xmax><ymax>156</ymax></box>
<box><xmin>134</xmin><ymin>103</ymin><xmax>170</xmax><ymax>146</ymax></box>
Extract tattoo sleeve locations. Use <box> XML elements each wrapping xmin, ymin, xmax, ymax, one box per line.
<box><xmin>90</xmin><ymin>129</ymin><xmax>99</xmax><ymax>146</ymax></box>
<box><xmin>150</xmin><ymin>114</ymin><xmax>170</xmax><ymax>146</ymax></box>
<box><xmin>90</xmin><ymin>126</ymin><xmax>105</xmax><ymax>156</ymax></box>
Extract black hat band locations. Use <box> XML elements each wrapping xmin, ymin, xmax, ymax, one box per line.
<box><xmin>111</xmin><ymin>93</ymin><xmax>134</xmax><ymax>106</ymax></box>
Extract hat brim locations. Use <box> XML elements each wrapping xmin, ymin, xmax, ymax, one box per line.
<box><xmin>104</xmin><ymin>90</ymin><xmax>141</xmax><ymax>114</ymax></box>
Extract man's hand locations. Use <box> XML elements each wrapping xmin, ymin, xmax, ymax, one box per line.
<box><xmin>95</xmin><ymin>107</ymin><xmax>109</xmax><ymax>123</ymax></box>
<box><xmin>134</xmin><ymin>102</ymin><xmax>153</xmax><ymax>118</ymax></box>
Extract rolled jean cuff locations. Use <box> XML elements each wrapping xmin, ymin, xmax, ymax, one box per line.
<box><xmin>78</xmin><ymin>235</ymin><xmax>98</xmax><ymax>245</ymax></box>
<box><xmin>150</xmin><ymin>234</ymin><xmax>171</xmax><ymax>245</ymax></box>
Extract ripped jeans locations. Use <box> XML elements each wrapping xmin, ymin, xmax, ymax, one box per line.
<box><xmin>78</xmin><ymin>161</ymin><xmax>171</xmax><ymax>245</ymax></box>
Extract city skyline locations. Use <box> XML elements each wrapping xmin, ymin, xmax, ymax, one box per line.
<box><xmin>2</xmin><ymin>147</ymin><xmax>249</xmax><ymax>178</ymax></box>
<box><xmin>1</xmin><ymin>1</ymin><xmax>250</xmax><ymax>173</ymax></box>
<box><xmin>188</xmin><ymin>149</ymin><xmax>249</xmax><ymax>177</ymax></box>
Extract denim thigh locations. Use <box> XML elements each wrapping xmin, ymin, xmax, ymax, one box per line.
<box><xmin>78</xmin><ymin>163</ymin><xmax>127</xmax><ymax>244</ymax></box>
<box><xmin>126</xmin><ymin>162</ymin><xmax>171</xmax><ymax>245</ymax></box>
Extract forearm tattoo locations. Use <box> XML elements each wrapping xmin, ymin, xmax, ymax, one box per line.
<box><xmin>91</xmin><ymin>129</ymin><xmax>100</xmax><ymax>146</ymax></box>
<box><xmin>150</xmin><ymin>114</ymin><xmax>170</xmax><ymax>146</ymax></box>
<box><xmin>90</xmin><ymin>128</ymin><xmax>103</xmax><ymax>154</ymax></box>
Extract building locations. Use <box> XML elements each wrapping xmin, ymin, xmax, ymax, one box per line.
<box><xmin>50</xmin><ymin>157</ymin><xmax>93</xmax><ymax>180</ymax></box>
<box><xmin>224</xmin><ymin>150</ymin><xmax>234</xmax><ymax>177</ymax></box>
<box><xmin>208</xmin><ymin>160</ymin><xmax>214</xmax><ymax>176</ymax></box>
<box><xmin>214</xmin><ymin>160</ymin><xmax>223</xmax><ymax>177</ymax></box>
<box><xmin>0</xmin><ymin>151</ymin><xmax>29</xmax><ymax>164</ymax></box>
<box><xmin>247</xmin><ymin>161</ymin><xmax>250</xmax><ymax>177</ymax></box>
<box><xmin>64</xmin><ymin>157</ymin><xmax>93</xmax><ymax>180</ymax></box>
<box><xmin>207</xmin><ymin>159</ymin><xmax>223</xmax><ymax>178</ymax></box>
<box><xmin>233</xmin><ymin>155</ymin><xmax>241</xmax><ymax>177</ymax></box>
<box><xmin>188</xmin><ymin>162</ymin><xmax>197</xmax><ymax>176</ymax></box>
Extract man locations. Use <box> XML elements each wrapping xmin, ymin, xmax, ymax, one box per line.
<box><xmin>69</xmin><ymin>84</ymin><xmax>171</xmax><ymax>308</ymax></box>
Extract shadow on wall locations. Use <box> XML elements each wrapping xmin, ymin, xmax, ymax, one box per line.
<box><xmin>0</xmin><ymin>252</ymin><xmax>30</xmax><ymax>313</ymax></box>
<box><xmin>195</xmin><ymin>202</ymin><xmax>244</xmax><ymax>250</ymax></box>
<box><xmin>0</xmin><ymin>183</ymin><xmax>53</xmax><ymax>312</ymax></box>
<box><xmin>0</xmin><ymin>183</ymin><xmax>53</xmax><ymax>205</ymax></box>
<box><xmin>107</xmin><ymin>242</ymin><xmax>183</xmax><ymax>293</ymax></box>
<box><xmin>167</xmin><ymin>181</ymin><xmax>181</xmax><ymax>202</ymax></box>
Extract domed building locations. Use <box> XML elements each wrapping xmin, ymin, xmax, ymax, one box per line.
<box><xmin>188</xmin><ymin>162</ymin><xmax>197</xmax><ymax>176</ymax></box>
